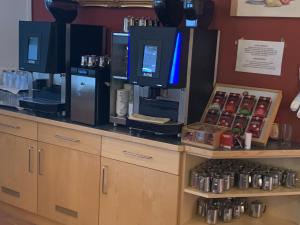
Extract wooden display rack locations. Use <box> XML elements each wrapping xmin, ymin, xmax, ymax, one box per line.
<box><xmin>185</xmin><ymin>145</ymin><xmax>300</xmax><ymax>159</ymax></box>
<box><xmin>184</xmin><ymin>186</ymin><xmax>300</xmax><ymax>199</ymax></box>
<box><xmin>179</xmin><ymin>147</ymin><xmax>300</xmax><ymax>225</ymax></box>
<box><xmin>185</xmin><ymin>215</ymin><xmax>297</xmax><ymax>225</ymax></box>
<box><xmin>200</xmin><ymin>83</ymin><xmax>282</xmax><ymax>146</ymax></box>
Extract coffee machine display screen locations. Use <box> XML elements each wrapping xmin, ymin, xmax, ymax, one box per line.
<box><xmin>142</xmin><ymin>45</ymin><xmax>158</xmax><ymax>77</ymax></box>
<box><xmin>27</xmin><ymin>37</ymin><xmax>39</xmax><ymax>63</ymax></box>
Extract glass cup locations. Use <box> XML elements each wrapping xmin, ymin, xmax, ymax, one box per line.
<box><xmin>280</xmin><ymin>123</ymin><xmax>293</xmax><ymax>147</ymax></box>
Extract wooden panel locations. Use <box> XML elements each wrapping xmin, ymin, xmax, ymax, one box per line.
<box><xmin>100</xmin><ymin>157</ymin><xmax>179</xmax><ymax>225</ymax></box>
<box><xmin>185</xmin><ymin>215</ymin><xmax>298</xmax><ymax>225</ymax></box>
<box><xmin>0</xmin><ymin>114</ymin><xmax>37</xmax><ymax>140</ymax></box>
<box><xmin>38</xmin><ymin>142</ymin><xmax>101</xmax><ymax>225</ymax></box>
<box><xmin>38</xmin><ymin>123</ymin><xmax>101</xmax><ymax>155</ymax></box>
<box><xmin>185</xmin><ymin>145</ymin><xmax>300</xmax><ymax>159</ymax></box>
<box><xmin>0</xmin><ymin>133</ymin><xmax>37</xmax><ymax>213</ymax></box>
<box><xmin>184</xmin><ymin>186</ymin><xmax>300</xmax><ymax>199</ymax></box>
<box><xmin>102</xmin><ymin>137</ymin><xmax>180</xmax><ymax>175</ymax></box>
<box><xmin>0</xmin><ymin>201</ymin><xmax>70</xmax><ymax>225</ymax></box>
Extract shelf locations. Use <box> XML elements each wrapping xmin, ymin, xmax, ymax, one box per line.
<box><xmin>185</xmin><ymin>145</ymin><xmax>300</xmax><ymax>159</ymax></box>
<box><xmin>184</xmin><ymin>186</ymin><xmax>300</xmax><ymax>199</ymax></box>
<box><xmin>185</xmin><ymin>215</ymin><xmax>298</xmax><ymax>225</ymax></box>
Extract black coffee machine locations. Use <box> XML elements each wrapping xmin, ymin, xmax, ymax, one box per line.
<box><xmin>126</xmin><ymin>0</ymin><xmax>218</xmax><ymax>135</ymax></box>
<box><xmin>19</xmin><ymin>0</ymin><xmax>106</xmax><ymax>115</ymax></box>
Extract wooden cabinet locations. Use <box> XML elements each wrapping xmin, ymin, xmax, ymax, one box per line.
<box><xmin>102</xmin><ymin>137</ymin><xmax>180</xmax><ymax>175</ymax></box>
<box><xmin>0</xmin><ymin>132</ymin><xmax>37</xmax><ymax>213</ymax></box>
<box><xmin>79</xmin><ymin>0</ymin><xmax>153</xmax><ymax>8</ymax></box>
<box><xmin>99</xmin><ymin>157</ymin><xmax>179</xmax><ymax>225</ymax></box>
<box><xmin>0</xmin><ymin>111</ymin><xmax>182</xmax><ymax>225</ymax></box>
<box><xmin>0</xmin><ymin>114</ymin><xmax>37</xmax><ymax>140</ymax></box>
<box><xmin>37</xmin><ymin>142</ymin><xmax>101</xmax><ymax>225</ymax></box>
<box><xmin>38</xmin><ymin>123</ymin><xmax>101</xmax><ymax>155</ymax></box>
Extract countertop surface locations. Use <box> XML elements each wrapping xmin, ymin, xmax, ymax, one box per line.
<box><xmin>1</xmin><ymin>106</ymin><xmax>300</xmax><ymax>153</ymax></box>
<box><xmin>0</xmin><ymin>106</ymin><xmax>183</xmax><ymax>151</ymax></box>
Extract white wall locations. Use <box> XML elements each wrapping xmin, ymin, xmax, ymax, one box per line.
<box><xmin>0</xmin><ymin>0</ymin><xmax>32</xmax><ymax>71</ymax></box>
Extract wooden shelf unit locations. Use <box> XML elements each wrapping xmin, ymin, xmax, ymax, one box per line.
<box><xmin>179</xmin><ymin>149</ymin><xmax>300</xmax><ymax>225</ymax></box>
<box><xmin>185</xmin><ymin>145</ymin><xmax>300</xmax><ymax>159</ymax></box>
<box><xmin>184</xmin><ymin>186</ymin><xmax>300</xmax><ymax>199</ymax></box>
<box><xmin>185</xmin><ymin>216</ymin><xmax>298</xmax><ymax>225</ymax></box>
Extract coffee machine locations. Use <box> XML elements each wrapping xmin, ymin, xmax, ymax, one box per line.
<box><xmin>127</xmin><ymin>26</ymin><xmax>219</xmax><ymax>135</ymax></box>
<box><xmin>122</xmin><ymin>0</ymin><xmax>218</xmax><ymax>135</ymax></box>
<box><xmin>18</xmin><ymin>1</ymin><xmax>106</xmax><ymax>115</ymax></box>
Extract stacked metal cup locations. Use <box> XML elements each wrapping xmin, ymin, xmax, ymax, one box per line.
<box><xmin>198</xmin><ymin>198</ymin><xmax>252</xmax><ymax>224</ymax></box>
<box><xmin>190</xmin><ymin>159</ymin><xmax>298</xmax><ymax>194</ymax></box>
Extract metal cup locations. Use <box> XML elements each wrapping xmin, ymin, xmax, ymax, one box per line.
<box><xmin>284</xmin><ymin>170</ymin><xmax>297</xmax><ymax>188</ymax></box>
<box><xmin>123</xmin><ymin>16</ymin><xmax>134</xmax><ymax>32</ymax></box>
<box><xmin>271</xmin><ymin>172</ymin><xmax>280</xmax><ymax>188</ymax></box>
<box><xmin>228</xmin><ymin>171</ymin><xmax>235</xmax><ymax>187</ymax></box>
<box><xmin>212</xmin><ymin>176</ymin><xmax>224</xmax><ymax>194</ymax></box>
<box><xmin>198</xmin><ymin>199</ymin><xmax>207</xmax><ymax>217</ymax></box>
<box><xmin>233</xmin><ymin>204</ymin><xmax>242</xmax><ymax>219</ymax></box>
<box><xmin>252</xmin><ymin>173</ymin><xmax>263</xmax><ymax>189</ymax></box>
<box><xmin>98</xmin><ymin>56</ymin><xmax>106</xmax><ymax>68</ymax></box>
<box><xmin>138</xmin><ymin>18</ymin><xmax>147</xmax><ymax>26</ymax></box>
<box><xmin>238</xmin><ymin>172</ymin><xmax>250</xmax><ymax>189</ymax></box>
<box><xmin>80</xmin><ymin>55</ymin><xmax>88</xmax><ymax>67</ymax></box>
<box><xmin>249</xmin><ymin>200</ymin><xmax>267</xmax><ymax>218</ymax></box>
<box><xmin>206</xmin><ymin>207</ymin><xmax>218</xmax><ymax>225</ymax></box>
<box><xmin>234</xmin><ymin>198</ymin><xmax>248</xmax><ymax>215</ymax></box>
<box><xmin>262</xmin><ymin>174</ymin><xmax>273</xmax><ymax>191</ymax></box>
<box><xmin>88</xmin><ymin>55</ymin><xmax>97</xmax><ymax>67</ymax></box>
<box><xmin>190</xmin><ymin>170</ymin><xmax>200</xmax><ymax>189</ymax></box>
<box><xmin>222</xmin><ymin>206</ymin><xmax>233</xmax><ymax>223</ymax></box>
<box><xmin>202</xmin><ymin>175</ymin><xmax>211</xmax><ymax>193</ymax></box>
<box><xmin>223</xmin><ymin>174</ymin><xmax>231</xmax><ymax>191</ymax></box>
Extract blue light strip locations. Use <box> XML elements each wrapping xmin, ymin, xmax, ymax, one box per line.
<box><xmin>169</xmin><ymin>32</ymin><xmax>182</xmax><ymax>85</ymax></box>
<box><xmin>127</xmin><ymin>34</ymin><xmax>130</xmax><ymax>80</ymax></box>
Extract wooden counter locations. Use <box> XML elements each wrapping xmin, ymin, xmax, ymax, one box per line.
<box><xmin>0</xmin><ymin>109</ymin><xmax>183</xmax><ymax>152</ymax></box>
<box><xmin>0</xmin><ymin>108</ymin><xmax>182</xmax><ymax>225</ymax></box>
<box><xmin>1</xmin><ymin>108</ymin><xmax>300</xmax><ymax>225</ymax></box>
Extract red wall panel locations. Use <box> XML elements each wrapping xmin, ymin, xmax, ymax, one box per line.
<box><xmin>32</xmin><ymin>0</ymin><xmax>300</xmax><ymax>140</ymax></box>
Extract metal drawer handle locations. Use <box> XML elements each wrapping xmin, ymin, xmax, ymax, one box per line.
<box><xmin>0</xmin><ymin>122</ymin><xmax>20</xmax><ymax>129</ymax></box>
<box><xmin>38</xmin><ymin>149</ymin><xmax>44</xmax><ymax>175</ymax></box>
<box><xmin>54</xmin><ymin>134</ymin><xmax>80</xmax><ymax>143</ymax></box>
<box><xmin>1</xmin><ymin>186</ymin><xmax>20</xmax><ymax>198</ymax></box>
<box><xmin>28</xmin><ymin>147</ymin><xmax>34</xmax><ymax>173</ymax></box>
<box><xmin>55</xmin><ymin>205</ymin><xmax>78</xmax><ymax>218</ymax></box>
<box><xmin>102</xmin><ymin>166</ymin><xmax>108</xmax><ymax>195</ymax></box>
<box><xmin>122</xmin><ymin>151</ymin><xmax>153</xmax><ymax>160</ymax></box>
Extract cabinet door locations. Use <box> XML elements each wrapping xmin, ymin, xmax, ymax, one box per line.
<box><xmin>100</xmin><ymin>157</ymin><xmax>179</xmax><ymax>225</ymax></box>
<box><xmin>0</xmin><ymin>132</ymin><xmax>37</xmax><ymax>213</ymax></box>
<box><xmin>38</xmin><ymin>142</ymin><xmax>100</xmax><ymax>225</ymax></box>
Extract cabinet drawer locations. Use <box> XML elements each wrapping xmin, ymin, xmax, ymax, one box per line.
<box><xmin>0</xmin><ymin>115</ymin><xmax>37</xmax><ymax>140</ymax></box>
<box><xmin>38</xmin><ymin>124</ymin><xmax>101</xmax><ymax>155</ymax></box>
<box><xmin>102</xmin><ymin>137</ymin><xmax>180</xmax><ymax>175</ymax></box>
